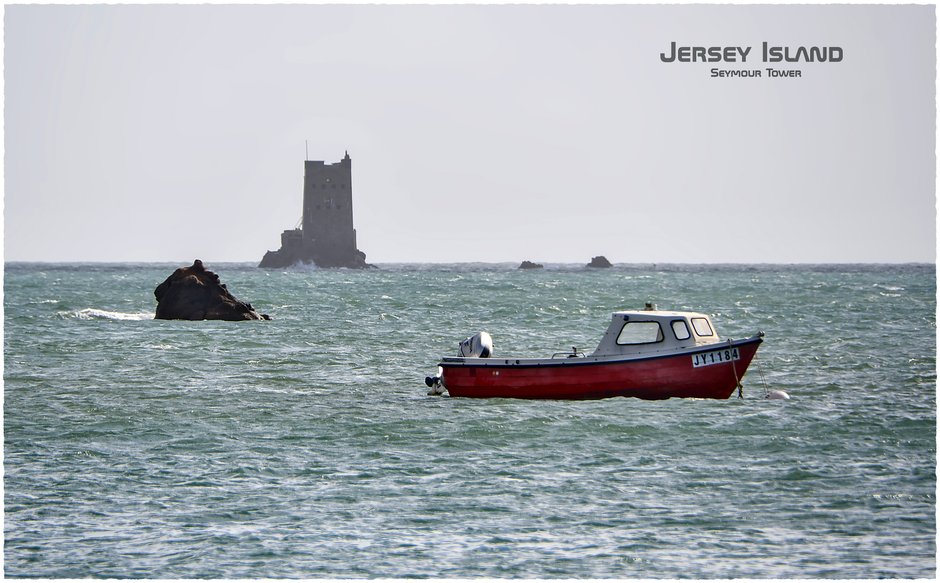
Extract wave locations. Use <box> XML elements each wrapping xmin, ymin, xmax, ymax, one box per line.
<box><xmin>68</xmin><ymin>308</ymin><xmax>153</xmax><ymax>321</ymax></box>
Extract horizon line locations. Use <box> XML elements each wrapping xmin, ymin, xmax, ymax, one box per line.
<box><xmin>4</xmin><ymin>259</ymin><xmax>936</xmax><ymax>266</ymax></box>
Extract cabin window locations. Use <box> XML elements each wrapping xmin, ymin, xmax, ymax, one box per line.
<box><xmin>672</xmin><ymin>320</ymin><xmax>691</xmax><ymax>340</ymax></box>
<box><xmin>691</xmin><ymin>317</ymin><xmax>714</xmax><ymax>337</ymax></box>
<box><xmin>616</xmin><ymin>321</ymin><xmax>663</xmax><ymax>345</ymax></box>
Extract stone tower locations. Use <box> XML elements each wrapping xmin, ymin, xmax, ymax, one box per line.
<box><xmin>259</xmin><ymin>151</ymin><xmax>371</xmax><ymax>268</ymax></box>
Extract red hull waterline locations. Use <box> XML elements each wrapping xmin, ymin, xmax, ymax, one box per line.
<box><xmin>440</xmin><ymin>336</ymin><xmax>763</xmax><ymax>400</ymax></box>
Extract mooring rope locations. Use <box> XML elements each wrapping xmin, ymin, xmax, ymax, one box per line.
<box><xmin>756</xmin><ymin>357</ymin><xmax>770</xmax><ymax>396</ymax></box>
<box><xmin>729</xmin><ymin>339</ymin><xmax>743</xmax><ymax>399</ymax></box>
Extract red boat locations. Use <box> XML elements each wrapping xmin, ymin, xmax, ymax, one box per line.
<box><xmin>426</xmin><ymin>305</ymin><xmax>764</xmax><ymax>400</ymax></box>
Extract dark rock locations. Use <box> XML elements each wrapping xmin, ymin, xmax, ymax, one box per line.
<box><xmin>260</xmin><ymin>246</ymin><xmax>375</xmax><ymax>269</ymax></box>
<box><xmin>154</xmin><ymin>260</ymin><xmax>269</xmax><ymax>321</ymax></box>
<box><xmin>519</xmin><ymin>260</ymin><xmax>544</xmax><ymax>270</ymax></box>
<box><xmin>587</xmin><ymin>255</ymin><xmax>613</xmax><ymax>268</ymax></box>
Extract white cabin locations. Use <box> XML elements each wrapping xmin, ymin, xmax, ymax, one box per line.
<box><xmin>591</xmin><ymin>306</ymin><xmax>722</xmax><ymax>357</ymax></box>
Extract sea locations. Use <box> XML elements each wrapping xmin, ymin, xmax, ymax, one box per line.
<box><xmin>3</xmin><ymin>262</ymin><xmax>936</xmax><ymax>578</ymax></box>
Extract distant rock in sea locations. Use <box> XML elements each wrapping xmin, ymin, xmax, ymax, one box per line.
<box><xmin>154</xmin><ymin>260</ymin><xmax>270</xmax><ymax>321</ymax></box>
<box><xmin>519</xmin><ymin>260</ymin><xmax>544</xmax><ymax>270</ymax></box>
<box><xmin>587</xmin><ymin>256</ymin><xmax>613</xmax><ymax>268</ymax></box>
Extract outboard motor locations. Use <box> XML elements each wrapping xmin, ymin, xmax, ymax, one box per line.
<box><xmin>425</xmin><ymin>332</ymin><xmax>495</xmax><ymax>396</ymax></box>
<box><xmin>425</xmin><ymin>366</ymin><xmax>445</xmax><ymax>395</ymax></box>
<box><xmin>458</xmin><ymin>331</ymin><xmax>494</xmax><ymax>358</ymax></box>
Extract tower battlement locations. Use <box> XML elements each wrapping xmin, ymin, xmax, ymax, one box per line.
<box><xmin>259</xmin><ymin>151</ymin><xmax>371</xmax><ymax>268</ymax></box>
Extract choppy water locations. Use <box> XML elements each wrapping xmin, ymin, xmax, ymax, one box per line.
<box><xmin>4</xmin><ymin>262</ymin><xmax>936</xmax><ymax>578</ymax></box>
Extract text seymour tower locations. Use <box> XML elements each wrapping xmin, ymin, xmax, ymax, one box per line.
<box><xmin>260</xmin><ymin>151</ymin><xmax>371</xmax><ymax>268</ymax></box>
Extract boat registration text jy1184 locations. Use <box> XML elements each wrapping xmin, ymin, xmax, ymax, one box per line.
<box><xmin>692</xmin><ymin>347</ymin><xmax>740</xmax><ymax>368</ymax></box>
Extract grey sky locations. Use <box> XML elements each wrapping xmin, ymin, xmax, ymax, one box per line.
<box><xmin>4</xmin><ymin>4</ymin><xmax>936</xmax><ymax>264</ymax></box>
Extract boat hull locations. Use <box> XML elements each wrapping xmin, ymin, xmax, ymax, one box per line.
<box><xmin>440</xmin><ymin>336</ymin><xmax>763</xmax><ymax>400</ymax></box>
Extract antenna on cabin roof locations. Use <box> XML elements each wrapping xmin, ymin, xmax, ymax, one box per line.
<box><xmin>305</xmin><ymin>140</ymin><xmax>308</xmax><ymax>161</ymax></box>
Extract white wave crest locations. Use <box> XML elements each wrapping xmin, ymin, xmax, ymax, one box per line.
<box><xmin>72</xmin><ymin>308</ymin><xmax>153</xmax><ymax>321</ymax></box>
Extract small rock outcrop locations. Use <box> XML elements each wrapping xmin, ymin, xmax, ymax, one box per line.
<box><xmin>260</xmin><ymin>246</ymin><xmax>374</xmax><ymax>269</ymax></box>
<box><xmin>587</xmin><ymin>256</ymin><xmax>613</xmax><ymax>268</ymax></box>
<box><xmin>154</xmin><ymin>260</ymin><xmax>270</xmax><ymax>321</ymax></box>
<box><xmin>519</xmin><ymin>260</ymin><xmax>544</xmax><ymax>270</ymax></box>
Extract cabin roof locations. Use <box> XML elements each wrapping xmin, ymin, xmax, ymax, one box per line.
<box><xmin>611</xmin><ymin>310</ymin><xmax>709</xmax><ymax>320</ymax></box>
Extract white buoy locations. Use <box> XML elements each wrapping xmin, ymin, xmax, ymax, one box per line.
<box><xmin>765</xmin><ymin>390</ymin><xmax>790</xmax><ymax>400</ymax></box>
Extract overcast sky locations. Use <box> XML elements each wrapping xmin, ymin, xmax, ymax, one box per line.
<box><xmin>4</xmin><ymin>4</ymin><xmax>936</xmax><ymax>264</ymax></box>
